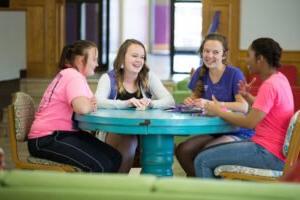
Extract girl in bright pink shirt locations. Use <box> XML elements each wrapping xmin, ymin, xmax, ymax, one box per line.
<box><xmin>194</xmin><ymin>38</ymin><xmax>294</xmax><ymax>178</ymax></box>
<box><xmin>28</xmin><ymin>40</ymin><xmax>121</xmax><ymax>172</ymax></box>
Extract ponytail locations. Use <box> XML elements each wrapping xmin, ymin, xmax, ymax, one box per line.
<box><xmin>58</xmin><ymin>44</ymin><xmax>74</xmax><ymax>69</ymax></box>
<box><xmin>58</xmin><ymin>40</ymin><xmax>97</xmax><ymax>70</ymax></box>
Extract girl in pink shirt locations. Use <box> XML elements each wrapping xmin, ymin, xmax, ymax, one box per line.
<box><xmin>28</xmin><ymin>40</ymin><xmax>121</xmax><ymax>172</ymax></box>
<box><xmin>194</xmin><ymin>38</ymin><xmax>294</xmax><ymax>178</ymax></box>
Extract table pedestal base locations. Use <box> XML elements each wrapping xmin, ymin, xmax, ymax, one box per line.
<box><xmin>140</xmin><ymin>135</ymin><xmax>174</xmax><ymax>176</ymax></box>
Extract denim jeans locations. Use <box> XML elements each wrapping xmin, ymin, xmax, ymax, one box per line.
<box><xmin>194</xmin><ymin>140</ymin><xmax>284</xmax><ymax>178</ymax></box>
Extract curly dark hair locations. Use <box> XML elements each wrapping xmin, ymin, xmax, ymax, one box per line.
<box><xmin>194</xmin><ymin>33</ymin><xmax>229</xmax><ymax>98</ymax></box>
<box><xmin>250</xmin><ymin>38</ymin><xmax>282</xmax><ymax>68</ymax></box>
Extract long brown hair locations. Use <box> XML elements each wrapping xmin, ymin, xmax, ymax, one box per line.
<box><xmin>58</xmin><ymin>40</ymin><xmax>97</xmax><ymax>70</ymax></box>
<box><xmin>113</xmin><ymin>39</ymin><xmax>150</xmax><ymax>96</ymax></box>
<box><xmin>194</xmin><ymin>33</ymin><xmax>229</xmax><ymax>98</ymax></box>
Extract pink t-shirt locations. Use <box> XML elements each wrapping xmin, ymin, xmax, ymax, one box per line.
<box><xmin>28</xmin><ymin>68</ymin><xmax>93</xmax><ymax>139</ymax></box>
<box><xmin>252</xmin><ymin>72</ymin><xmax>294</xmax><ymax>161</ymax></box>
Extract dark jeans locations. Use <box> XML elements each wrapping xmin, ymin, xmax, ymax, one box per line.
<box><xmin>28</xmin><ymin>131</ymin><xmax>122</xmax><ymax>173</ymax></box>
<box><xmin>194</xmin><ymin>140</ymin><xmax>285</xmax><ymax>178</ymax></box>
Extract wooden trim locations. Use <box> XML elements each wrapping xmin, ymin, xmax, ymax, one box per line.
<box><xmin>232</xmin><ymin>0</ymin><xmax>300</xmax><ymax>84</ymax></box>
<box><xmin>10</xmin><ymin>0</ymin><xmax>65</xmax><ymax>78</ymax></box>
<box><xmin>229</xmin><ymin>0</ymin><xmax>240</xmax><ymax>66</ymax></box>
<box><xmin>219</xmin><ymin>171</ymin><xmax>278</xmax><ymax>182</ymax></box>
<box><xmin>237</xmin><ymin>50</ymin><xmax>300</xmax><ymax>62</ymax></box>
<box><xmin>0</xmin><ymin>8</ymin><xmax>26</xmax><ymax>11</ymax></box>
<box><xmin>203</xmin><ymin>0</ymin><xmax>300</xmax><ymax>83</ymax></box>
<box><xmin>237</xmin><ymin>50</ymin><xmax>300</xmax><ymax>83</ymax></box>
<box><xmin>202</xmin><ymin>0</ymin><xmax>240</xmax><ymax>65</ymax></box>
<box><xmin>7</xmin><ymin>105</ymin><xmax>20</xmax><ymax>167</ymax></box>
<box><xmin>283</xmin><ymin>115</ymin><xmax>300</xmax><ymax>175</ymax></box>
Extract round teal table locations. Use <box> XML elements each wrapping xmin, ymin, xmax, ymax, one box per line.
<box><xmin>74</xmin><ymin>109</ymin><xmax>237</xmax><ymax>177</ymax></box>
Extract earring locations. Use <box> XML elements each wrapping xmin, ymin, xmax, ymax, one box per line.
<box><xmin>120</xmin><ymin>64</ymin><xmax>124</xmax><ymax>69</ymax></box>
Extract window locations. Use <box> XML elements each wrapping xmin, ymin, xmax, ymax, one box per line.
<box><xmin>171</xmin><ymin>0</ymin><xmax>202</xmax><ymax>74</ymax></box>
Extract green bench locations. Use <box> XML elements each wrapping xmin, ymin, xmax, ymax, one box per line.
<box><xmin>1</xmin><ymin>170</ymin><xmax>300</xmax><ymax>200</ymax></box>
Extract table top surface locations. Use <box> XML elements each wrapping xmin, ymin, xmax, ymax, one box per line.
<box><xmin>75</xmin><ymin>108</ymin><xmax>238</xmax><ymax>135</ymax></box>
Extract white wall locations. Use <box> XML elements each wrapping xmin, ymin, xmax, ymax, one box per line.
<box><xmin>0</xmin><ymin>10</ymin><xmax>26</xmax><ymax>81</ymax></box>
<box><xmin>240</xmin><ymin>0</ymin><xmax>300</xmax><ymax>50</ymax></box>
<box><xmin>121</xmin><ymin>0</ymin><xmax>150</xmax><ymax>48</ymax></box>
<box><xmin>109</xmin><ymin>0</ymin><xmax>120</xmax><ymax>52</ymax></box>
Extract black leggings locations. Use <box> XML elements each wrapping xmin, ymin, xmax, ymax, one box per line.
<box><xmin>28</xmin><ymin>131</ymin><xmax>122</xmax><ymax>172</ymax></box>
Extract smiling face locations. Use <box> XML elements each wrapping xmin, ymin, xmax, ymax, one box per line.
<box><xmin>123</xmin><ymin>44</ymin><xmax>145</xmax><ymax>75</ymax></box>
<box><xmin>202</xmin><ymin>40</ymin><xmax>225</xmax><ymax>69</ymax></box>
<box><xmin>78</xmin><ymin>47</ymin><xmax>98</xmax><ymax>77</ymax></box>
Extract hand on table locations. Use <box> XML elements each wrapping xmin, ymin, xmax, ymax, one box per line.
<box><xmin>89</xmin><ymin>96</ymin><xmax>97</xmax><ymax>112</ymax></box>
<box><xmin>128</xmin><ymin>98</ymin><xmax>152</xmax><ymax>110</ymax></box>
<box><xmin>193</xmin><ymin>98</ymin><xmax>210</xmax><ymax>109</ymax></box>
<box><xmin>204</xmin><ymin>95</ymin><xmax>223</xmax><ymax>116</ymax></box>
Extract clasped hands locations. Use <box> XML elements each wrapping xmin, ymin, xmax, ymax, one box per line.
<box><xmin>128</xmin><ymin>98</ymin><xmax>151</xmax><ymax>110</ymax></box>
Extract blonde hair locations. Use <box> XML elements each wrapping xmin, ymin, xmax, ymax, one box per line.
<box><xmin>113</xmin><ymin>39</ymin><xmax>150</xmax><ymax>96</ymax></box>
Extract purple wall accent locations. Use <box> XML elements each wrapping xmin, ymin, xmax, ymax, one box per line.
<box><xmin>85</xmin><ymin>3</ymin><xmax>99</xmax><ymax>45</ymax></box>
<box><xmin>66</xmin><ymin>3</ymin><xmax>78</xmax><ymax>45</ymax></box>
<box><xmin>66</xmin><ymin>3</ymin><xmax>100</xmax><ymax>45</ymax></box>
<box><xmin>154</xmin><ymin>5</ymin><xmax>170</xmax><ymax>44</ymax></box>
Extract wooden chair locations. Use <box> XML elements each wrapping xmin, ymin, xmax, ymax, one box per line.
<box><xmin>7</xmin><ymin>92</ymin><xmax>79</xmax><ymax>172</ymax></box>
<box><xmin>0</xmin><ymin>147</ymin><xmax>4</xmax><ymax>170</ymax></box>
<box><xmin>214</xmin><ymin>110</ymin><xmax>300</xmax><ymax>182</ymax></box>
